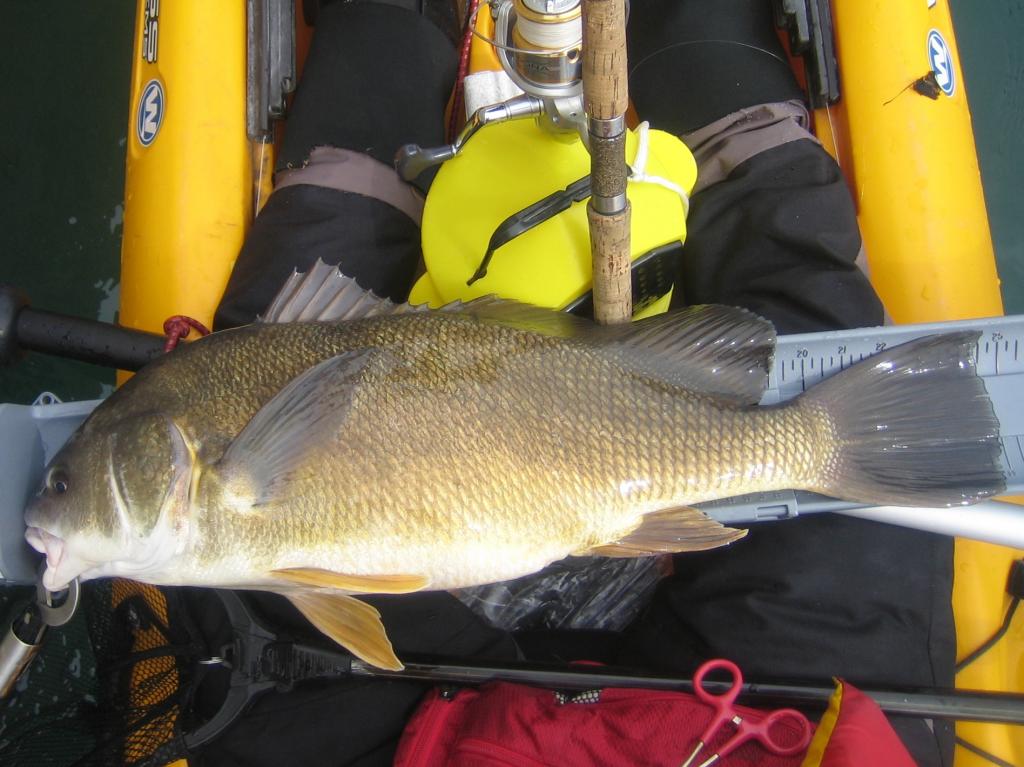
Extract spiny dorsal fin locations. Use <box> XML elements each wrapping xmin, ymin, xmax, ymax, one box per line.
<box><xmin>260</xmin><ymin>263</ymin><xmax>775</xmax><ymax>403</ymax></box>
<box><xmin>286</xmin><ymin>591</ymin><xmax>403</xmax><ymax>670</ymax></box>
<box><xmin>581</xmin><ymin>506</ymin><xmax>747</xmax><ymax>557</ymax></box>
<box><xmin>260</xmin><ymin>259</ymin><xmax>401</xmax><ymax>323</ymax></box>
<box><xmin>259</xmin><ymin>259</ymin><xmax>587</xmax><ymax>330</ymax></box>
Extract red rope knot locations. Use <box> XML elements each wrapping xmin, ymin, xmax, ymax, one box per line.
<box><xmin>163</xmin><ymin>315</ymin><xmax>211</xmax><ymax>353</ymax></box>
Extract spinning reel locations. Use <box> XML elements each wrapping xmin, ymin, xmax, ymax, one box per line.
<box><xmin>396</xmin><ymin>0</ymin><xmax>601</xmax><ymax>181</ymax></box>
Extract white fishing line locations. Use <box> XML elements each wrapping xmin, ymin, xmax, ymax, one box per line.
<box><xmin>515</xmin><ymin>14</ymin><xmax>581</xmax><ymax>51</ymax></box>
<box><xmin>628</xmin><ymin>122</ymin><xmax>691</xmax><ymax>217</ymax></box>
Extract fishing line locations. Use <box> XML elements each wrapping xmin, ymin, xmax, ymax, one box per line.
<box><xmin>823</xmin><ymin>103</ymin><xmax>843</xmax><ymax>174</ymax></box>
<box><xmin>470</xmin><ymin>1</ymin><xmax>581</xmax><ymax>56</ymax></box>
<box><xmin>628</xmin><ymin>39</ymin><xmax>789</xmax><ymax>78</ymax></box>
<box><xmin>515</xmin><ymin>14</ymin><xmax>581</xmax><ymax>51</ymax></box>
<box><xmin>254</xmin><ymin>140</ymin><xmax>269</xmax><ymax>218</ymax></box>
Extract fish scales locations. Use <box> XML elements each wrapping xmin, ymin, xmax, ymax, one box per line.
<box><xmin>24</xmin><ymin>294</ymin><xmax>1004</xmax><ymax>669</ymax></box>
<box><xmin>132</xmin><ymin>315</ymin><xmax>815</xmax><ymax>588</ymax></box>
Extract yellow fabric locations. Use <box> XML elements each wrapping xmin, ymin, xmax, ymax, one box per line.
<box><xmin>109</xmin><ymin>580</ymin><xmax>183</xmax><ymax>765</ymax></box>
<box><xmin>469</xmin><ymin>5</ymin><xmax>502</xmax><ymax>73</ymax></box>
<box><xmin>800</xmin><ymin>682</ymin><xmax>844</xmax><ymax>767</ymax></box>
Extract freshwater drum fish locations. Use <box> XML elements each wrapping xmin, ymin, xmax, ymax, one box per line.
<box><xmin>24</xmin><ymin>262</ymin><xmax>1005</xmax><ymax>670</ymax></box>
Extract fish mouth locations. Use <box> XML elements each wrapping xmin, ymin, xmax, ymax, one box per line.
<box><xmin>25</xmin><ymin>526</ymin><xmax>85</xmax><ymax>590</ymax></box>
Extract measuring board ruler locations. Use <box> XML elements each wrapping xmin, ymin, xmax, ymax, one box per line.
<box><xmin>698</xmin><ymin>314</ymin><xmax>1024</xmax><ymax>543</ymax></box>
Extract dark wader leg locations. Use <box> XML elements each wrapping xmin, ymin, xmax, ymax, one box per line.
<box><xmin>213</xmin><ymin>1</ymin><xmax>457</xmax><ymax>331</ymax></box>
<box><xmin>623</xmin><ymin>3</ymin><xmax>952</xmax><ymax>765</ymax></box>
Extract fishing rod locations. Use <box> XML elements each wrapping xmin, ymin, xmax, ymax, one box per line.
<box><xmin>179</xmin><ymin>588</ymin><xmax>1024</xmax><ymax>748</ymax></box>
<box><xmin>581</xmin><ymin>0</ymin><xmax>632</xmax><ymax>326</ymax></box>
<box><xmin>355</xmin><ymin>659</ymin><xmax>1024</xmax><ymax>725</ymax></box>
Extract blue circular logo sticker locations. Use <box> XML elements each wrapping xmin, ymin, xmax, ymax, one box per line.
<box><xmin>136</xmin><ymin>79</ymin><xmax>165</xmax><ymax>147</ymax></box>
<box><xmin>927</xmin><ymin>29</ymin><xmax>956</xmax><ymax>97</ymax></box>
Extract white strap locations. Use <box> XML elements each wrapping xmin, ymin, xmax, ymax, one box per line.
<box><xmin>628</xmin><ymin>121</ymin><xmax>691</xmax><ymax>218</ymax></box>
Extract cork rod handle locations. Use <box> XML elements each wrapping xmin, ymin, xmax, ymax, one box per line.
<box><xmin>581</xmin><ymin>0</ymin><xmax>632</xmax><ymax>325</ymax></box>
<box><xmin>581</xmin><ymin>0</ymin><xmax>629</xmax><ymax>121</ymax></box>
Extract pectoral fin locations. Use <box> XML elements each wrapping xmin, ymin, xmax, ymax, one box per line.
<box><xmin>272</xmin><ymin>567</ymin><xmax>430</xmax><ymax>594</ymax></box>
<box><xmin>582</xmin><ymin>506</ymin><xmax>746</xmax><ymax>557</ymax></box>
<box><xmin>287</xmin><ymin>591</ymin><xmax>403</xmax><ymax>671</ymax></box>
<box><xmin>217</xmin><ymin>348</ymin><xmax>390</xmax><ymax>505</ymax></box>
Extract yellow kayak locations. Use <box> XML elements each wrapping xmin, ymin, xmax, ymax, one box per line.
<box><xmin>116</xmin><ymin>1</ymin><xmax>1018</xmax><ymax>764</ymax></box>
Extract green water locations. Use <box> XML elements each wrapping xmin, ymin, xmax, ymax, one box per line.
<box><xmin>0</xmin><ymin>0</ymin><xmax>1022</xmax><ymax>405</ymax></box>
<box><xmin>950</xmin><ymin>0</ymin><xmax>1024</xmax><ymax>315</ymax></box>
<box><xmin>0</xmin><ymin>1</ymin><xmax>135</xmax><ymax>404</ymax></box>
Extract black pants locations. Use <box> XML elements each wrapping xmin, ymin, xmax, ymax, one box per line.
<box><xmin>203</xmin><ymin>2</ymin><xmax>952</xmax><ymax>765</ymax></box>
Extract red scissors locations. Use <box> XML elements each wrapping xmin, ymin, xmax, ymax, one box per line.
<box><xmin>680</xmin><ymin>659</ymin><xmax>812</xmax><ymax>767</ymax></box>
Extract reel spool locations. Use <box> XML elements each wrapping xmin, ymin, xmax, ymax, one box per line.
<box><xmin>496</xmin><ymin>0</ymin><xmax>583</xmax><ymax>98</ymax></box>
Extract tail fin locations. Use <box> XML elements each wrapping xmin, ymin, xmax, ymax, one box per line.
<box><xmin>803</xmin><ymin>331</ymin><xmax>1004</xmax><ymax>507</ymax></box>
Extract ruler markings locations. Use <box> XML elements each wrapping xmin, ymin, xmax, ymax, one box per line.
<box><xmin>762</xmin><ymin>315</ymin><xmax>1024</xmax><ymax>504</ymax></box>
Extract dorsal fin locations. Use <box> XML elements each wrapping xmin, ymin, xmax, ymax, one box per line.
<box><xmin>601</xmin><ymin>305</ymin><xmax>775</xmax><ymax>405</ymax></box>
<box><xmin>260</xmin><ymin>259</ymin><xmax>403</xmax><ymax>323</ymax></box>
<box><xmin>259</xmin><ymin>260</ymin><xmax>592</xmax><ymax>331</ymax></box>
<box><xmin>260</xmin><ymin>263</ymin><xmax>775</xmax><ymax>403</ymax></box>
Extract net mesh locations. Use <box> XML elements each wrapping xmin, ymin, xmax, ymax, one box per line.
<box><xmin>0</xmin><ymin>580</ymin><xmax>197</xmax><ymax>767</ymax></box>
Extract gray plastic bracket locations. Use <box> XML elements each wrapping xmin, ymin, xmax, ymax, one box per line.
<box><xmin>0</xmin><ymin>400</ymin><xmax>99</xmax><ymax>583</ymax></box>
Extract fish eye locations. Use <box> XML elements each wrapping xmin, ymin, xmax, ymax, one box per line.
<box><xmin>48</xmin><ymin>470</ymin><xmax>69</xmax><ymax>495</ymax></box>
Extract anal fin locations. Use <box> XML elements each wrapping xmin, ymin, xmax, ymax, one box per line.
<box><xmin>272</xmin><ymin>567</ymin><xmax>430</xmax><ymax>594</ymax></box>
<box><xmin>287</xmin><ymin>591</ymin><xmax>404</xmax><ymax>671</ymax></box>
<box><xmin>584</xmin><ymin>506</ymin><xmax>746</xmax><ymax>557</ymax></box>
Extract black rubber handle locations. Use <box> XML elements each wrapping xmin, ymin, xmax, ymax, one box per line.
<box><xmin>0</xmin><ymin>285</ymin><xmax>166</xmax><ymax>371</ymax></box>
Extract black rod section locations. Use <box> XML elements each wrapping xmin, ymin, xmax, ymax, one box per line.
<box><xmin>2</xmin><ymin>285</ymin><xmax>166</xmax><ymax>370</ymax></box>
<box><xmin>350</xmin><ymin>659</ymin><xmax>1024</xmax><ymax>725</ymax></box>
<box><xmin>16</xmin><ymin>308</ymin><xmax>167</xmax><ymax>371</ymax></box>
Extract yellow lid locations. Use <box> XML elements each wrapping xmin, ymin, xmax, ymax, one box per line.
<box><xmin>414</xmin><ymin>119</ymin><xmax>697</xmax><ymax>312</ymax></box>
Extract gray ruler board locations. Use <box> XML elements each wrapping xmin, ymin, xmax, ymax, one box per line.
<box><xmin>698</xmin><ymin>314</ymin><xmax>1024</xmax><ymax>524</ymax></box>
